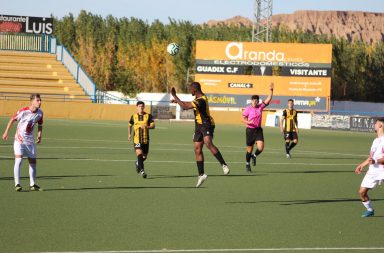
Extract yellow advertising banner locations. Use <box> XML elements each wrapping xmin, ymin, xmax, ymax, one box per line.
<box><xmin>196</xmin><ymin>40</ymin><xmax>332</xmax><ymax>63</ymax></box>
<box><xmin>195</xmin><ymin>75</ymin><xmax>331</xmax><ymax>97</ymax></box>
<box><xmin>195</xmin><ymin>40</ymin><xmax>333</xmax><ymax>111</ymax></box>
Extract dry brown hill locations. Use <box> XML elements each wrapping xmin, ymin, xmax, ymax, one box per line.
<box><xmin>206</xmin><ymin>11</ymin><xmax>384</xmax><ymax>43</ymax></box>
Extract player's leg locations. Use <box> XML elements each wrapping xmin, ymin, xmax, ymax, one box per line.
<box><xmin>194</xmin><ymin>141</ymin><xmax>204</xmax><ymax>173</ymax></box>
<box><xmin>142</xmin><ymin>144</ymin><xmax>148</xmax><ymax>161</ymax></box>
<box><xmin>203</xmin><ymin>128</ymin><xmax>229</xmax><ymax>175</ymax></box>
<box><xmin>27</xmin><ymin>143</ymin><xmax>41</xmax><ymax>191</ymax></box>
<box><xmin>28</xmin><ymin>158</ymin><xmax>40</xmax><ymax>191</ymax></box>
<box><xmin>287</xmin><ymin>133</ymin><xmax>298</xmax><ymax>156</ymax></box>
<box><xmin>194</xmin><ymin>141</ymin><xmax>207</xmax><ymax>187</ymax></box>
<box><xmin>246</xmin><ymin>146</ymin><xmax>253</xmax><ymax>172</ymax></box>
<box><xmin>359</xmin><ymin>187</ymin><xmax>374</xmax><ymax>217</ymax></box>
<box><xmin>14</xmin><ymin>155</ymin><xmax>23</xmax><ymax>191</ymax></box>
<box><xmin>204</xmin><ymin>136</ymin><xmax>226</xmax><ymax>165</ymax></box>
<box><xmin>283</xmin><ymin>132</ymin><xmax>294</xmax><ymax>158</ymax></box>
<box><xmin>254</xmin><ymin>128</ymin><xmax>264</xmax><ymax>157</ymax></box>
<box><xmin>246</xmin><ymin>128</ymin><xmax>256</xmax><ymax>170</ymax></box>
<box><xmin>255</xmin><ymin>140</ymin><xmax>264</xmax><ymax>156</ymax></box>
<box><xmin>135</xmin><ymin>147</ymin><xmax>147</xmax><ymax>178</ymax></box>
<box><xmin>13</xmin><ymin>141</ymin><xmax>23</xmax><ymax>191</ymax></box>
<box><xmin>359</xmin><ymin>174</ymin><xmax>376</xmax><ymax>217</ymax></box>
<box><xmin>142</xmin><ymin>144</ymin><xmax>149</xmax><ymax>161</ymax></box>
<box><xmin>283</xmin><ymin>132</ymin><xmax>290</xmax><ymax>155</ymax></box>
<box><xmin>193</xmin><ymin>126</ymin><xmax>208</xmax><ymax>187</ymax></box>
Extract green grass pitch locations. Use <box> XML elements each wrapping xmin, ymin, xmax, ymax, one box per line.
<box><xmin>0</xmin><ymin>117</ymin><xmax>383</xmax><ymax>253</ymax></box>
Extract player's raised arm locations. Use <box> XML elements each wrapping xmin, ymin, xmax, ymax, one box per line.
<box><xmin>171</xmin><ymin>87</ymin><xmax>194</xmax><ymax>110</ymax></box>
<box><xmin>264</xmin><ymin>82</ymin><xmax>274</xmax><ymax>105</ymax></box>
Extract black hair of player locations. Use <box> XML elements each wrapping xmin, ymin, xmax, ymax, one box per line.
<box><xmin>251</xmin><ymin>95</ymin><xmax>259</xmax><ymax>100</ymax></box>
<box><xmin>190</xmin><ymin>82</ymin><xmax>202</xmax><ymax>92</ymax></box>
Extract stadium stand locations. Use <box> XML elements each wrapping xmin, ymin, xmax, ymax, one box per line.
<box><xmin>0</xmin><ymin>50</ymin><xmax>92</xmax><ymax>102</ymax></box>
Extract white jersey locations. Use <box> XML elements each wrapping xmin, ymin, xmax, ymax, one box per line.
<box><xmin>361</xmin><ymin>136</ymin><xmax>384</xmax><ymax>188</ymax></box>
<box><xmin>368</xmin><ymin>136</ymin><xmax>384</xmax><ymax>172</ymax></box>
<box><xmin>13</xmin><ymin>107</ymin><xmax>44</xmax><ymax>144</ymax></box>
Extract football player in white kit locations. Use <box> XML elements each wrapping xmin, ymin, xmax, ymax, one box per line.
<box><xmin>2</xmin><ymin>94</ymin><xmax>44</xmax><ymax>191</ymax></box>
<box><xmin>354</xmin><ymin>117</ymin><xmax>384</xmax><ymax>217</ymax></box>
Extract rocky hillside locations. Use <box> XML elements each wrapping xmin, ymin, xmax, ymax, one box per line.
<box><xmin>206</xmin><ymin>11</ymin><xmax>384</xmax><ymax>43</ymax></box>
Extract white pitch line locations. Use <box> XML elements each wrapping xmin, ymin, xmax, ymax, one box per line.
<box><xmin>13</xmin><ymin>137</ymin><xmax>366</xmax><ymax>158</ymax></box>
<box><xmin>0</xmin><ymin>155</ymin><xmax>356</xmax><ymax>166</ymax></box>
<box><xmin>0</xmin><ymin>144</ymin><xmax>368</xmax><ymax>157</ymax></box>
<box><xmin>35</xmin><ymin>247</ymin><xmax>384</xmax><ymax>253</ymax></box>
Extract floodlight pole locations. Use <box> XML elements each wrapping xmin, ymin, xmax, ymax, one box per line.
<box><xmin>252</xmin><ymin>0</ymin><xmax>273</xmax><ymax>42</ymax></box>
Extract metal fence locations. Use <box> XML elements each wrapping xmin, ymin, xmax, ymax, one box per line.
<box><xmin>0</xmin><ymin>33</ymin><xmax>51</xmax><ymax>52</ymax></box>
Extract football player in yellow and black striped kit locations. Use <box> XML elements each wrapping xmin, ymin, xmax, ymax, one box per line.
<box><xmin>128</xmin><ymin>101</ymin><xmax>155</xmax><ymax>178</ymax></box>
<box><xmin>280</xmin><ymin>99</ymin><xmax>298</xmax><ymax>158</ymax></box>
<box><xmin>171</xmin><ymin>82</ymin><xmax>229</xmax><ymax>188</ymax></box>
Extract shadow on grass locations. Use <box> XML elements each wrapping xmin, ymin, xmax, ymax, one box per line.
<box><xmin>147</xmin><ymin>173</ymin><xmax>264</xmax><ymax>180</ymax></box>
<box><xmin>227</xmin><ymin>198</ymin><xmax>384</xmax><ymax>205</ymax></box>
<box><xmin>0</xmin><ymin>157</ymin><xmax>93</xmax><ymax>161</ymax></box>
<box><xmin>290</xmin><ymin>156</ymin><xmax>361</xmax><ymax>160</ymax></box>
<box><xmin>0</xmin><ymin>157</ymin><xmax>14</xmax><ymax>161</ymax></box>
<box><xmin>39</xmin><ymin>157</ymin><xmax>93</xmax><ymax>160</ymax></box>
<box><xmin>267</xmin><ymin>170</ymin><xmax>351</xmax><ymax>174</ymax></box>
<box><xmin>44</xmin><ymin>185</ymin><xmax>196</xmax><ymax>191</ymax></box>
<box><xmin>0</xmin><ymin>174</ymin><xmax>113</xmax><ymax>181</ymax></box>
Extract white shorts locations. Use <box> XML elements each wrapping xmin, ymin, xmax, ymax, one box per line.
<box><xmin>361</xmin><ymin>169</ymin><xmax>384</xmax><ymax>189</ymax></box>
<box><xmin>14</xmin><ymin>141</ymin><xmax>37</xmax><ymax>158</ymax></box>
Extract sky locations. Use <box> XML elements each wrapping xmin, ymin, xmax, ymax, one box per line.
<box><xmin>1</xmin><ymin>0</ymin><xmax>383</xmax><ymax>23</ymax></box>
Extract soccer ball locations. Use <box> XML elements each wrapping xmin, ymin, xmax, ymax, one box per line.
<box><xmin>167</xmin><ymin>43</ymin><xmax>179</xmax><ymax>56</ymax></box>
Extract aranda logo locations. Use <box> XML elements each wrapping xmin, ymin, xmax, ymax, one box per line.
<box><xmin>225</xmin><ymin>42</ymin><xmax>285</xmax><ymax>61</ymax></box>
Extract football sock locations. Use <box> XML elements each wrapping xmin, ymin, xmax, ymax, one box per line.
<box><xmin>196</xmin><ymin>161</ymin><xmax>204</xmax><ymax>175</ymax></box>
<box><xmin>14</xmin><ymin>157</ymin><xmax>22</xmax><ymax>186</ymax></box>
<box><xmin>285</xmin><ymin>142</ymin><xmax>290</xmax><ymax>153</ymax></box>
<box><xmin>362</xmin><ymin>200</ymin><xmax>373</xmax><ymax>211</ymax></box>
<box><xmin>254</xmin><ymin>149</ymin><xmax>262</xmax><ymax>156</ymax></box>
<box><xmin>246</xmin><ymin>152</ymin><xmax>252</xmax><ymax>163</ymax></box>
<box><xmin>288</xmin><ymin>142</ymin><xmax>297</xmax><ymax>151</ymax></box>
<box><xmin>137</xmin><ymin>154</ymin><xmax>144</xmax><ymax>171</ymax></box>
<box><xmin>29</xmin><ymin>163</ymin><xmax>37</xmax><ymax>186</ymax></box>
<box><xmin>214</xmin><ymin>151</ymin><xmax>226</xmax><ymax>166</ymax></box>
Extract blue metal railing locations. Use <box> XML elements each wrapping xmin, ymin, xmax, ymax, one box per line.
<box><xmin>56</xmin><ymin>45</ymin><xmax>97</xmax><ymax>102</ymax></box>
<box><xmin>0</xmin><ymin>33</ymin><xmax>51</xmax><ymax>52</ymax></box>
<box><xmin>96</xmin><ymin>90</ymin><xmax>131</xmax><ymax>104</ymax></box>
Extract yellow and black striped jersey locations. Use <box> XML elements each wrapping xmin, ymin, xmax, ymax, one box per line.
<box><xmin>129</xmin><ymin>113</ymin><xmax>154</xmax><ymax>144</ymax></box>
<box><xmin>192</xmin><ymin>95</ymin><xmax>215</xmax><ymax>126</ymax></box>
<box><xmin>282</xmin><ymin>109</ymin><xmax>298</xmax><ymax>132</ymax></box>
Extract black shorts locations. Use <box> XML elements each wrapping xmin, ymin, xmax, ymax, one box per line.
<box><xmin>283</xmin><ymin>132</ymin><xmax>298</xmax><ymax>141</ymax></box>
<box><xmin>193</xmin><ymin>124</ymin><xmax>215</xmax><ymax>142</ymax></box>
<box><xmin>246</xmin><ymin>127</ymin><xmax>264</xmax><ymax>146</ymax></box>
<box><xmin>133</xmin><ymin>143</ymin><xmax>149</xmax><ymax>154</ymax></box>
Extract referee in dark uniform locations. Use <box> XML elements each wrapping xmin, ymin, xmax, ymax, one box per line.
<box><xmin>171</xmin><ymin>82</ymin><xmax>229</xmax><ymax>188</ymax></box>
<box><xmin>280</xmin><ymin>99</ymin><xmax>298</xmax><ymax>158</ymax></box>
